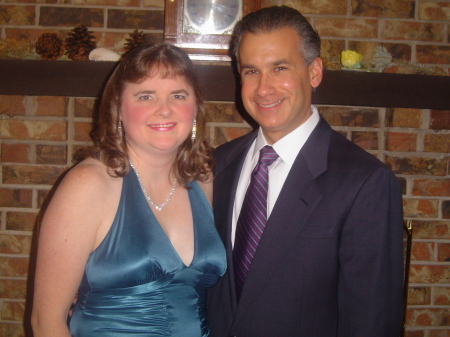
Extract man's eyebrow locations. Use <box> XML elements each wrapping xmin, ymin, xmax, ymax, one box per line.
<box><xmin>273</xmin><ymin>59</ymin><xmax>290</xmax><ymax>66</ymax></box>
<box><xmin>240</xmin><ymin>59</ymin><xmax>291</xmax><ymax>70</ymax></box>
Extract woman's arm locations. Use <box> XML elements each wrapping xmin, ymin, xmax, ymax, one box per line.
<box><xmin>31</xmin><ymin>159</ymin><xmax>120</xmax><ymax>337</ymax></box>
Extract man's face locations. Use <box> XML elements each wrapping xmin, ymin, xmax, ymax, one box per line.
<box><xmin>238</xmin><ymin>27</ymin><xmax>322</xmax><ymax>144</ymax></box>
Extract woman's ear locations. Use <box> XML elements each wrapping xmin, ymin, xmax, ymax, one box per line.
<box><xmin>309</xmin><ymin>57</ymin><xmax>323</xmax><ymax>88</ymax></box>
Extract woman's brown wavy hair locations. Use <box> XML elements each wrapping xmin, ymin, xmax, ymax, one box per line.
<box><xmin>89</xmin><ymin>42</ymin><xmax>214</xmax><ymax>187</ymax></box>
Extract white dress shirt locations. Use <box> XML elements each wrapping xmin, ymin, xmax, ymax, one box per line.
<box><xmin>231</xmin><ymin>106</ymin><xmax>320</xmax><ymax>246</ymax></box>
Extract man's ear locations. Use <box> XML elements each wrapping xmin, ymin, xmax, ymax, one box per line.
<box><xmin>309</xmin><ymin>57</ymin><xmax>323</xmax><ymax>88</ymax></box>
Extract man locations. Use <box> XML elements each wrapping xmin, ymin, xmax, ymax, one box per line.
<box><xmin>207</xmin><ymin>6</ymin><xmax>404</xmax><ymax>337</ymax></box>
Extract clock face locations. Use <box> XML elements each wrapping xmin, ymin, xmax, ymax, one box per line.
<box><xmin>184</xmin><ymin>0</ymin><xmax>242</xmax><ymax>35</ymax></box>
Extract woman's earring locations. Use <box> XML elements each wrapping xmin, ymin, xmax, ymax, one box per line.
<box><xmin>118</xmin><ymin>121</ymin><xmax>123</xmax><ymax>138</ymax></box>
<box><xmin>191</xmin><ymin>119</ymin><xmax>196</xmax><ymax>141</ymax></box>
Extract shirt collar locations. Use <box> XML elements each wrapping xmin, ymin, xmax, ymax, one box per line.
<box><xmin>252</xmin><ymin>105</ymin><xmax>320</xmax><ymax>166</ymax></box>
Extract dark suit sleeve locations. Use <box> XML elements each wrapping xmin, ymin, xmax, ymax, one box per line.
<box><xmin>337</xmin><ymin>166</ymin><xmax>404</xmax><ymax>337</ymax></box>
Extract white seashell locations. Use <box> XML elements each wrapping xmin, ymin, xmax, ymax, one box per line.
<box><xmin>89</xmin><ymin>48</ymin><xmax>121</xmax><ymax>61</ymax></box>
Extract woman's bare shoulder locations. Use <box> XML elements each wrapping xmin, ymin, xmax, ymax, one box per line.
<box><xmin>48</xmin><ymin>158</ymin><xmax>122</xmax><ymax>212</ymax></box>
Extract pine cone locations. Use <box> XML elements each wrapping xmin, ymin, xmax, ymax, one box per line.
<box><xmin>64</xmin><ymin>25</ymin><xmax>97</xmax><ymax>61</ymax></box>
<box><xmin>124</xmin><ymin>29</ymin><xmax>149</xmax><ymax>53</ymax></box>
<box><xmin>35</xmin><ymin>33</ymin><xmax>64</xmax><ymax>60</ymax></box>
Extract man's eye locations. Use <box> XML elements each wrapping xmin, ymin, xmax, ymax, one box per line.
<box><xmin>275</xmin><ymin>66</ymin><xmax>286</xmax><ymax>71</ymax></box>
<box><xmin>247</xmin><ymin>70</ymin><xmax>257</xmax><ymax>75</ymax></box>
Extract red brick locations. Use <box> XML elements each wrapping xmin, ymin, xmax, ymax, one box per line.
<box><xmin>417</xmin><ymin>45</ymin><xmax>450</xmax><ymax>65</ymax></box>
<box><xmin>438</xmin><ymin>244</ymin><xmax>450</xmax><ymax>262</ymax></box>
<box><xmin>386</xmin><ymin>156</ymin><xmax>447</xmax><ymax>176</ymax></box>
<box><xmin>0</xmin><ymin>257</ymin><xmax>29</xmax><ymax>277</ymax></box>
<box><xmin>321</xmin><ymin>39</ymin><xmax>346</xmax><ymax>65</ymax></box>
<box><xmin>1</xmin><ymin>143</ymin><xmax>30</xmax><ymax>163</ymax></box>
<box><xmin>74</xmin><ymin>121</ymin><xmax>93</xmax><ymax>142</ymax></box>
<box><xmin>74</xmin><ymin>0</ymin><xmax>139</xmax><ymax>6</ymax></box>
<box><xmin>315</xmin><ymin>18</ymin><xmax>378</xmax><ymax>38</ymax></box>
<box><xmin>407</xmin><ymin>287</ymin><xmax>431</xmax><ymax>305</ymax></box>
<box><xmin>352</xmin><ymin>0</ymin><xmax>414</xmax><ymax>18</ymax></box>
<box><xmin>410</xmin><ymin>221</ymin><xmax>450</xmax><ymax>240</ymax></box>
<box><xmin>0</xmin><ymin>279</ymin><xmax>27</xmax><ymax>300</ymax></box>
<box><xmin>0</xmin><ymin>96</ymin><xmax>26</xmax><ymax>115</ymax></box>
<box><xmin>72</xmin><ymin>145</ymin><xmax>92</xmax><ymax>165</ymax></box>
<box><xmin>429</xmin><ymin>330</ymin><xmax>450</xmax><ymax>337</ymax></box>
<box><xmin>214</xmin><ymin>127</ymin><xmax>252</xmax><ymax>147</ymax></box>
<box><xmin>39</xmin><ymin>7</ymin><xmax>103</xmax><ymax>27</ymax></box>
<box><xmin>2</xmin><ymin>165</ymin><xmax>67</xmax><ymax>185</ymax></box>
<box><xmin>409</xmin><ymin>265</ymin><xmax>450</xmax><ymax>284</ymax></box>
<box><xmin>406</xmin><ymin>308</ymin><xmax>450</xmax><ymax>326</ymax></box>
<box><xmin>37</xmin><ymin>189</ymin><xmax>51</xmax><ymax>209</ymax></box>
<box><xmin>205</xmin><ymin>102</ymin><xmax>244</xmax><ymax>123</ymax></box>
<box><xmin>381</xmin><ymin>21</ymin><xmax>445</xmax><ymax>42</ymax></box>
<box><xmin>434</xmin><ymin>287</ymin><xmax>450</xmax><ymax>305</ymax></box>
<box><xmin>419</xmin><ymin>2</ymin><xmax>450</xmax><ymax>21</ymax></box>
<box><xmin>5</xmin><ymin>27</ymin><xmax>70</xmax><ymax>47</ymax></box>
<box><xmin>0</xmin><ymin>189</ymin><xmax>32</xmax><ymax>208</ymax></box>
<box><xmin>319</xmin><ymin>107</ymin><xmax>380</xmax><ymax>127</ymax></box>
<box><xmin>405</xmin><ymin>330</ymin><xmax>425</xmax><ymax>337</ymax></box>
<box><xmin>424</xmin><ymin>134</ymin><xmax>450</xmax><ymax>153</ymax></box>
<box><xmin>0</xmin><ymin>235</ymin><xmax>31</xmax><ymax>254</ymax></box>
<box><xmin>283</xmin><ymin>0</ymin><xmax>346</xmax><ymax>15</ymax></box>
<box><xmin>1</xmin><ymin>301</ymin><xmax>25</xmax><ymax>321</ymax></box>
<box><xmin>6</xmin><ymin>212</ymin><xmax>37</xmax><ymax>232</ymax></box>
<box><xmin>413</xmin><ymin>179</ymin><xmax>450</xmax><ymax>196</ymax></box>
<box><xmin>403</xmin><ymin>198</ymin><xmax>439</xmax><ymax>218</ymax></box>
<box><xmin>36</xmin><ymin>145</ymin><xmax>67</xmax><ymax>165</ymax></box>
<box><xmin>351</xmin><ymin>131</ymin><xmax>378</xmax><ymax>150</ymax></box>
<box><xmin>386</xmin><ymin>108</ymin><xmax>422</xmax><ymax>128</ymax></box>
<box><xmin>74</xmin><ymin>98</ymin><xmax>97</xmax><ymax>118</ymax></box>
<box><xmin>0</xmin><ymin>5</ymin><xmax>35</xmax><ymax>25</ymax></box>
<box><xmin>430</xmin><ymin>110</ymin><xmax>450</xmax><ymax>130</ymax></box>
<box><xmin>0</xmin><ymin>120</ymin><xmax>67</xmax><ymax>141</ymax></box>
<box><xmin>386</xmin><ymin>132</ymin><xmax>417</xmax><ymax>151</ymax></box>
<box><xmin>142</xmin><ymin>0</ymin><xmax>164</xmax><ymax>8</ymax></box>
<box><xmin>411</xmin><ymin>242</ymin><xmax>435</xmax><ymax>261</ymax></box>
<box><xmin>35</xmin><ymin>96</ymin><xmax>67</xmax><ymax>116</ymax></box>
<box><xmin>0</xmin><ymin>322</ymin><xmax>26</xmax><ymax>337</ymax></box>
<box><xmin>107</xmin><ymin>9</ymin><xmax>164</xmax><ymax>30</ymax></box>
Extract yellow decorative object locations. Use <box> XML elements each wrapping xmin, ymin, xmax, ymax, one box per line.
<box><xmin>341</xmin><ymin>50</ymin><xmax>363</xmax><ymax>69</ymax></box>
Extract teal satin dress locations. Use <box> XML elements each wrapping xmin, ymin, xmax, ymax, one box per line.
<box><xmin>69</xmin><ymin>168</ymin><xmax>226</xmax><ymax>336</ymax></box>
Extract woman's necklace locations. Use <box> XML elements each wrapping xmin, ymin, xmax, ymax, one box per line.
<box><xmin>129</xmin><ymin>161</ymin><xmax>177</xmax><ymax>212</ymax></box>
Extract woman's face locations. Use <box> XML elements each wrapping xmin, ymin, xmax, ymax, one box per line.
<box><xmin>120</xmin><ymin>72</ymin><xmax>197</xmax><ymax>157</ymax></box>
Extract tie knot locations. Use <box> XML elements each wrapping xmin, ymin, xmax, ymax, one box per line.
<box><xmin>259</xmin><ymin>145</ymin><xmax>278</xmax><ymax>167</ymax></box>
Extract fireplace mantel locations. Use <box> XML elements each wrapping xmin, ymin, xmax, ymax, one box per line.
<box><xmin>1</xmin><ymin>59</ymin><xmax>449</xmax><ymax>110</ymax></box>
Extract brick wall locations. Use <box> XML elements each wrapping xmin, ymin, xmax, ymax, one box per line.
<box><xmin>1</xmin><ymin>0</ymin><xmax>449</xmax><ymax>336</ymax></box>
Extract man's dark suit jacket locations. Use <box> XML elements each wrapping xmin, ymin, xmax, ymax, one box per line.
<box><xmin>207</xmin><ymin>116</ymin><xmax>404</xmax><ymax>337</ymax></box>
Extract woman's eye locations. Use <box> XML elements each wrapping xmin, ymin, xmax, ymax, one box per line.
<box><xmin>139</xmin><ymin>95</ymin><xmax>152</xmax><ymax>101</ymax></box>
<box><xmin>173</xmin><ymin>94</ymin><xmax>186</xmax><ymax>100</ymax></box>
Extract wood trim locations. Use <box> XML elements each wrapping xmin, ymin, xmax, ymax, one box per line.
<box><xmin>0</xmin><ymin>59</ymin><xmax>449</xmax><ymax>110</ymax></box>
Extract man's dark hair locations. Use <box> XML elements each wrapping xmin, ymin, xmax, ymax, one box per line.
<box><xmin>232</xmin><ymin>5</ymin><xmax>321</xmax><ymax>66</ymax></box>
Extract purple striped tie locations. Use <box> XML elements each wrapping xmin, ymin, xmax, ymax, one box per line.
<box><xmin>233</xmin><ymin>145</ymin><xmax>279</xmax><ymax>300</ymax></box>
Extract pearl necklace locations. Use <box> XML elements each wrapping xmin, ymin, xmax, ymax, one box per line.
<box><xmin>129</xmin><ymin>161</ymin><xmax>177</xmax><ymax>212</ymax></box>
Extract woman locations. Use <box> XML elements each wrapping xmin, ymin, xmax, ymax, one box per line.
<box><xmin>31</xmin><ymin>43</ymin><xmax>226</xmax><ymax>336</ymax></box>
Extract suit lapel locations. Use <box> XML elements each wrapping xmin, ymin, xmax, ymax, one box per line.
<box><xmin>232</xmin><ymin>117</ymin><xmax>332</xmax><ymax>323</ymax></box>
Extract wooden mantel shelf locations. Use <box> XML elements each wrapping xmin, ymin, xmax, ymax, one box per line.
<box><xmin>1</xmin><ymin>59</ymin><xmax>449</xmax><ymax>110</ymax></box>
